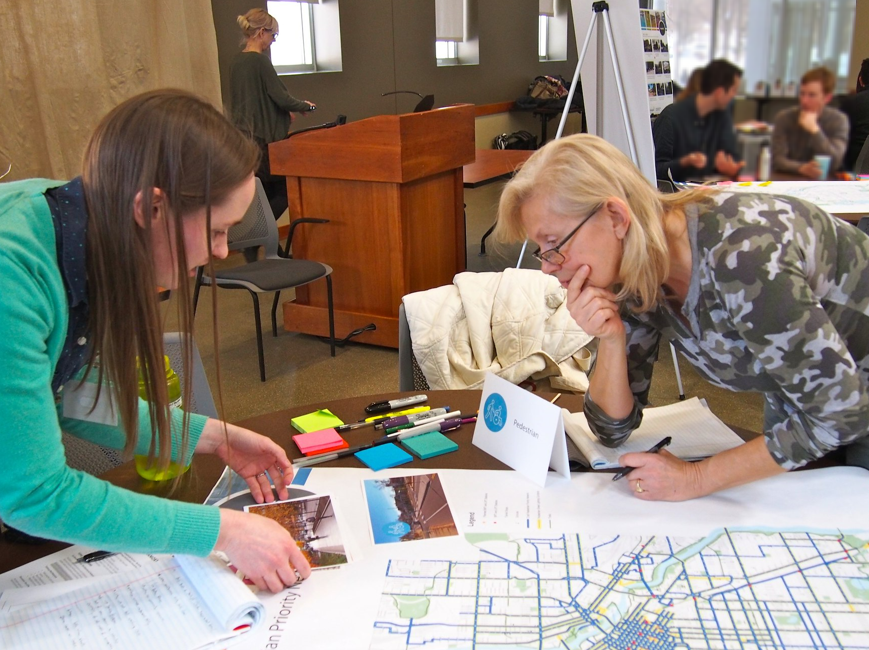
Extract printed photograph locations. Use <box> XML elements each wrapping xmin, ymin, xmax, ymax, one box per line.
<box><xmin>648</xmin><ymin>83</ymin><xmax>657</xmax><ymax>98</ymax></box>
<box><xmin>640</xmin><ymin>10</ymin><xmax>647</xmax><ymax>29</ymax></box>
<box><xmin>657</xmin><ymin>83</ymin><xmax>666</xmax><ymax>96</ymax></box>
<box><xmin>661</xmin><ymin>40</ymin><xmax>669</xmax><ymax>53</ymax></box>
<box><xmin>644</xmin><ymin>39</ymin><xmax>652</xmax><ymax>53</ymax></box>
<box><xmin>663</xmin><ymin>60</ymin><xmax>671</xmax><ymax>74</ymax></box>
<box><xmin>666</xmin><ymin>81</ymin><xmax>673</xmax><ymax>95</ymax></box>
<box><xmin>652</xmin><ymin>39</ymin><xmax>660</xmax><ymax>52</ymax></box>
<box><xmin>246</xmin><ymin>495</ymin><xmax>349</xmax><ymax>568</ymax></box>
<box><xmin>646</xmin><ymin>60</ymin><xmax>655</xmax><ymax>75</ymax></box>
<box><xmin>649</xmin><ymin>11</ymin><xmax>658</xmax><ymax>28</ymax></box>
<box><xmin>655</xmin><ymin>61</ymin><xmax>663</xmax><ymax>74</ymax></box>
<box><xmin>363</xmin><ymin>473</ymin><xmax>458</xmax><ymax>545</ymax></box>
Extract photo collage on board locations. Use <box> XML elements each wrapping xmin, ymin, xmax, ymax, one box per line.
<box><xmin>640</xmin><ymin>9</ymin><xmax>673</xmax><ymax>116</ymax></box>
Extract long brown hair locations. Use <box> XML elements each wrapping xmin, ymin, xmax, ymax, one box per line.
<box><xmin>82</xmin><ymin>89</ymin><xmax>259</xmax><ymax>471</ymax></box>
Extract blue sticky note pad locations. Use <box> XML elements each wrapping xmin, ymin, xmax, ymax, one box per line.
<box><xmin>355</xmin><ymin>444</ymin><xmax>413</xmax><ymax>471</ymax></box>
<box><xmin>401</xmin><ymin>432</ymin><xmax>459</xmax><ymax>459</ymax></box>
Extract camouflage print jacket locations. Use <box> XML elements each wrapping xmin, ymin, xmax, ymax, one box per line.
<box><xmin>585</xmin><ymin>191</ymin><xmax>869</xmax><ymax>469</ymax></box>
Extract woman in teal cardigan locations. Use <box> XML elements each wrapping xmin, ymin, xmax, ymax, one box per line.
<box><xmin>0</xmin><ymin>90</ymin><xmax>310</xmax><ymax>593</ymax></box>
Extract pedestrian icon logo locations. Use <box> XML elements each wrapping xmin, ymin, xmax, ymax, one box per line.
<box><xmin>483</xmin><ymin>393</ymin><xmax>507</xmax><ymax>432</ymax></box>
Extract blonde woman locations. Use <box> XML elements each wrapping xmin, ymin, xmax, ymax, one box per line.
<box><xmin>230</xmin><ymin>8</ymin><xmax>316</xmax><ymax>218</ymax></box>
<box><xmin>0</xmin><ymin>90</ymin><xmax>310</xmax><ymax>593</ymax></box>
<box><xmin>496</xmin><ymin>134</ymin><xmax>869</xmax><ymax>500</ymax></box>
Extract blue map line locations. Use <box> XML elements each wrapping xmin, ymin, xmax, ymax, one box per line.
<box><xmin>700</xmin><ymin>551</ymin><xmax>748</xmax><ymax>650</ymax></box>
<box><xmin>537</xmin><ymin>568</ymin><xmax>544</xmax><ymax>650</ymax></box>
<box><xmin>780</xmin><ymin>532</ymin><xmax>829</xmax><ymax>650</ymax></box>
<box><xmin>809</xmin><ymin>533</ymin><xmax>853</xmax><ymax>603</ymax></box>
<box><xmin>682</xmin><ymin>562</ymin><xmax>717</xmax><ymax>649</ymax></box>
<box><xmin>734</xmin><ymin>582</ymin><xmax>766</xmax><ymax>649</ymax></box>
<box><xmin>375</xmin><ymin>531</ymin><xmax>869</xmax><ymax>650</ymax></box>
<box><xmin>793</xmin><ymin>533</ymin><xmax>847</xmax><ymax>649</ymax></box>
<box><xmin>479</xmin><ymin>548</ymin><xmax>542</xmax><ymax>578</ymax></box>
<box><xmin>799</xmin><ymin>600</ymin><xmax>825</xmax><ymax>649</ymax></box>
<box><xmin>723</xmin><ymin>528</ymin><xmax>785</xmax><ymax>650</ymax></box>
<box><xmin>761</xmin><ymin>601</ymin><xmax>787</xmax><ymax>649</ymax></box>
<box><xmin>590</xmin><ymin>535</ymin><xmax>620</xmax><ymax>569</ymax></box>
<box><xmin>472</xmin><ymin>560</ymin><xmax>481</xmax><ymax>650</ymax></box>
<box><xmin>575</xmin><ymin>534</ymin><xmax>586</xmax><ymax>580</ymax></box>
<box><xmin>629</xmin><ymin>541</ymin><xmax>662</xmax><ymax>598</ymax></box>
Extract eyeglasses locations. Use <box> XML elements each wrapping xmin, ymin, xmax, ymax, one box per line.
<box><xmin>531</xmin><ymin>204</ymin><xmax>602</xmax><ymax>265</ymax></box>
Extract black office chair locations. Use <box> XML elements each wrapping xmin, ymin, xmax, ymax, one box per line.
<box><xmin>657</xmin><ymin>178</ymin><xmax>676</xmax><ymax>193</ymax></box>
<box><xmin>194</xmin><ymin>178</ymin><xmax>336</xmax><ymax>381</ymax></box>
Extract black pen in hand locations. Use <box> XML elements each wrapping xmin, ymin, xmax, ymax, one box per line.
<box><xmin>77</xmin><ymin>550</ymin><xmax>117</xmax><ymax>563</ymax></box>
<box><xmin>611</xmin><ymin>436</ymin><xmax>672</xmax><ymax>481</ymax></box>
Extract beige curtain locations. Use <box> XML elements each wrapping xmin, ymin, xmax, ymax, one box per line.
<box><xmin>0</xmin><ymin>0</ymin><xmax>222</xmax><ymax>182</ymax></box>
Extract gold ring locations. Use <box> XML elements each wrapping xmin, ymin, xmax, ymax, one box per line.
<box><xmin>635</xmin><ymin>479</ymin><xmax>644</xmax><ymax>494</ymax></box>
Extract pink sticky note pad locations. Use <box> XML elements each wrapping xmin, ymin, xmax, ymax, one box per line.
<box><xmin>293</xmin><ymin>428</ymin><xmax>347</xmax><ymax>455</ymax></box>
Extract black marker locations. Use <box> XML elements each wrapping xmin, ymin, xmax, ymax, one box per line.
<box><xmin>365</xmin><ymin>394</ymin><xmax>428</xmax><ymax>414</ymax></box>
<box><xmin>611</xmin><ymin>436</ymin><xmax>672</xmax><ymax>481</ymax></box>
<box><xmin>78</xmin><ymin>550</ymin><xmax>117</xmax><ymax>563</ymax></box>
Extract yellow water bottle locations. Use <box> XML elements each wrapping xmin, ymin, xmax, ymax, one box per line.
<box><xmin>134</xmin><ymin>356</ymin><xmax>191</xmax><ymax>480</ymax></box>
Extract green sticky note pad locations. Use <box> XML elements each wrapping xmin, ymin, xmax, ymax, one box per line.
<box><xmin>401</xmin><ymin>432</ymin><xmax>458</xmax><ymax>459</ymax></box>
<box><xmin>290</xmin><ymin>409</ymin><xmax>344</xmax><ymax>433</ymax></box>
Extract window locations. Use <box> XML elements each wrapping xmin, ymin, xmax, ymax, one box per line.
<box><xmin>538</xmin><ymin>0</ymin><xmax>567</xmax><ymax>62</ymax></box>
<box><xmin>658</xmin><ymin>0</ymin><xmax>855</xmax><ymax>93</ymax></box>
<box><xmin>267</xmin><ymin>0</ymin><xmax>343</xmax><ymax>74</ymax></box>
<box><xmin>539</xmin><ymin>15</ymin><xmax>549</xmax><ymax>60</ymax></box>
<box><xmin>268</xmin><ymin>1</ymin><xmax>314</xmax><ymax>72</ymax></box>
<box><xmin>435</xmin><ymin>0</ymin><xmax>479</xmax><ymax>66</ymax></box>
<box><xmin>436</xmin><ymin>40</ymin><xmax>459</xmax><ymax>65</ymax></box>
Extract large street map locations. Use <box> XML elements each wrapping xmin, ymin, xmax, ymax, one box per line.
<box><xmin>370</xmin><ymin>530</ymin><xmax>869</xmax><ymax>649</ymax></box>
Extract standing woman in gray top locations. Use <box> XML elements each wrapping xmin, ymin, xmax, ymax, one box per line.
<box><xmin>230</xmin><ymin>9</ymin><xmax>316</xmax><ymax>219</ymax></box>
<box><xmin>496</xmin><ymin>134</ymin><xmax>869</xmax><ymax>502</ymax></box>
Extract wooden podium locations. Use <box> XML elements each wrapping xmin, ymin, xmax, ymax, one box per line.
<box><xmin>270</xmin><ymin>104</ymin><xmax>475</xmax><ymax>348</ymax></box>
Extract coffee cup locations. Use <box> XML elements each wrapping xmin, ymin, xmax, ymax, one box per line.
<box><xmin>813</xmin><ymin>154</ymin><xmax>832</xmax><ymax>179</ymax></box>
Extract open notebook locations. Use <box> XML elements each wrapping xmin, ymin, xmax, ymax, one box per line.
<box><xmin>562</xmin><ymin>397</ymin><xmax>746</xmax><ymax>469</ymax></box>
<box><xmin>0</xmin><ymin>551</ymin><xmax>263</xmax><ymax>650</ymax></box>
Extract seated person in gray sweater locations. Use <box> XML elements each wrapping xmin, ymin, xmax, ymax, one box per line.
<box><xmin>771</xmin><ymin>67</ymin><xmax>849</xmax><ymax>178</ymax></box>
<box><xmin>652</xmin><ymin>59</ymin><xmax>744</xmax><ymax>182</ymax></box>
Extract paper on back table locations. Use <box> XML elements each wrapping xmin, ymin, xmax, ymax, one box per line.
<box><xmin>563</xmin><ymin>396</ymin><xmax>745</xmax><ymax>469</ymax></box>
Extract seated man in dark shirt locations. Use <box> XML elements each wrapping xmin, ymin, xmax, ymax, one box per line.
<box><xmin>653</xmin><ymin>59</ymin><xmax>744</xmax><ymax>182</ymax></box>
<box><xmin>839</xmin><ymin>58</ymin><xmax>869</xmax><ymax>171</ymax></box>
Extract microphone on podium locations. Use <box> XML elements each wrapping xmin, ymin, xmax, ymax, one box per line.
<box><xmin>381</xmin><ymin>90</ymin><xmax>435</xmax><ymax>112</ymax></box>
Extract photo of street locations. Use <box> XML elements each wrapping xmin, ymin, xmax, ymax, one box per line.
<box><xmin>363</xmin><ymin>473</ymin><xmax>459</xmax><ymax>545</ymax></box>
<box><xmin>246</xmin><ymin>495</ymin><xmax>349</xmax><ymax>568</ymax></box>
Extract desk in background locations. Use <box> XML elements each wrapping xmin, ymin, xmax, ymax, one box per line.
<box><xmin>511</xmin><ymin>104</ymin><xmax>583</xmax><ymax>147</ymax></box>
<box><xmin>463</xmin><ymin>149</ymin><xmax>534</xmax><ymax>256</ymax></box>
<box><xmin>462</xmin><ymin>149</ymin><xmax>534</xmax><ymax>189</ymax></box>
<box><xmin>729</xmin><ymin>176</ymin><xmax>869</xmax><ymax>225</ymax></box>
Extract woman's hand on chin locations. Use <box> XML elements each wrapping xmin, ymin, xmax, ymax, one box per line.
<box><xmin>566</xmin><ymin>265</ymin><xmax>624</xmax><ymax>342</ymax></box>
